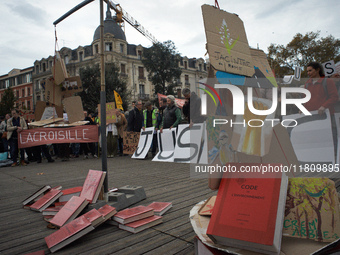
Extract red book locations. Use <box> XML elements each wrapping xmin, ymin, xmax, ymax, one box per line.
<box><xmin>22</xmin><ymin>185</ymin><xmax>51</xmax><ymax>206</ymax></box>
<box><xmin>147</xmin><ymin>202</ymin><xmax>172</xmax><ymax>216</ymax></box>
<box><xmin>113</xmin><ymin>205</ymin><xmax>154</xmax><ymax>224</ymax></box>
<box><xmin>59</xmin><ymin>186</ymin><xmax>82</xmax><ymax>202</ymax></box>
<box><xmin>97</xmin><ymin>204</ymin><xmax>117</xmax><ymax>221</ymax></box>
<box><xmin>119</xmin><ymin>215</ymin><xmax>162</xmax><ymax>233</ymax></box>
<box><xmin>50</xmin><ymin>196</ymin><xmax>89</xmax><ymax>227</ymax></box>
<box><xmin>30</xmin><ymin>189</ymin><xmax>62</xmax><ymax>212</ymax></box>
<box><xmin>54</xmin><ymin>201</ymin><xmax>67</xmax><ymax>208</ymax></box>
<box><xmin>82</xmin><ymin>209</ymin><xmax>104</xmax><ymax>227</ymax></box>
<box><xmin>45</xmin><ymin>216</ymin><xmax>95</xmax><ymax>253</ymax></box>
<box><xmin>80</xmin><ymin>170</ymin><xmax>106</xmax><ymax>203</ymax></box>
<box><xmin>42</xmin><ymin>206</ymin><xmax>62</xmax><ymax>216</ymax></box>
<box><xmin>43</xmin><ymin>215</ymin><xmax>54</xmax><ymax>223</ymax></box>
<box><xmin>206</xmin><ymin>170</ymin><xmax>288</xmax><ymax>255</ymax></box>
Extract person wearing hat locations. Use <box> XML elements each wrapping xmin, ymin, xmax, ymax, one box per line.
<box><xmin>142</xmin><ymin>101</ymin><xmax>158</xmax><ymax>157</ymax></box>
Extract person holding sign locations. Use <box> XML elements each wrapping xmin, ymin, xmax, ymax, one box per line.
<box><xmin>142</xmin><ymin>101</ymin><xmax>159</xmax><ymax>157</ymax></box>
<box><xmin>160</xmin><ymin>95</ymin><xmax>182</xmax><ymax>133</ymax></box>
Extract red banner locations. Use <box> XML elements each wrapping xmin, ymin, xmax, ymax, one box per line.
<box><xmin>157</xmin><ymin>93</ymin><xmax>185</xmax><ymax>108</ymax></box>
<box><xmin>18</xmin><ymin>125</ymin><xmax>98</xmax><ymax>148</ymax></box>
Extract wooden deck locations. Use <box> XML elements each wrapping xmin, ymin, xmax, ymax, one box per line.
<box><xmin>0</xmin><ymin>156</ymin><xmax>216</xmax><ymax>255</ymax></box>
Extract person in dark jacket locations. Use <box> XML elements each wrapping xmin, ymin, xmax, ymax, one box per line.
<box><xmin>127</xmin><ymin>100</ymin><xmax>143</xmax><ymax>132</ymax></box>
<box><xmin>182</xmin><ymin>88</ymin><xmax>206</xmax><ymax>127</ymax></box>
<box><xmin>160</xmin><ymin>95</ymin><xmax>182</xmax><ymax>133</ymax></box>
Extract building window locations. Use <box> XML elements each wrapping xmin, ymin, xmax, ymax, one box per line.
<box><xmin>121</xmin><ymin>64</ymin><xmax>126</xmax><ymax>74</ymax></box>
<box><xmin>139</xmin><ymin>84</ymin><xmax>145</xmax><ymax>95</ymax></box>
<box><xmin>184</xmin><ymin>61</ymin><xmax>187</xmax><ymax>69</ymax></box>
<box><xmin>42</xmin><ymin>63</ymin><xmax>46</xmax><ymax>72</ymax></box>
<box><xmin>27</xmin><ymin>87</ymin><xmax>30</xmax><ymax>96</ymax></box>
<box><xmin>138</xmin><ymin>67</ymin><xmax>144</xmax><ymax>78</ymax></box>
<box><xmin>36</xmin><ymin>80</ymin><xmax>40</xmax><ymax>90</ymax></box>
<box><xmin>79</xmin><ymin>52</ymin><xmax>83</xmax><ymax>62</ymax></box>
<box><xmin>120</xmin><ymin>44</ymin><xmax>124</xmax><ymax>53</ymax></box>
<box><xmin>137</xmin><ymin>50</ymin><xmax>142</xmax><ymax>60</ymax></box>
<box><xmin>16</xmin><ymin>90</ymin><xmax>19</xmax><ymax>98</ymax></box>
<box><xmin>95</xmin><ymin>44</ymin><xmax>99</xmax><ymax>54</ymax></box>
<box><xmin>49</xmin><ymin>61</ymin><xmax>53</xmax><ymax>69</ymax></box>
<box><xmin>199</xmin><ymin>64</ymin><xmax>202</xmax><ymax>71</ymax></box>
<box><xmin>5</xmin><ymin>80</ymin><xmax>9</xmax><ymax>88</ymax></box>
<box><xmin>64</xmin><ymin>55</ymin><xmax>69</xmax><ymax>64</ymax></box>
<box><xmin>22</xmin><ymin>89</ymin><xmax>25</xmax><ymax>98</ymax></box>
<box><xmin>105</xmin><ymin>43</ymin><xmax>112</xmax><ymax>52</ymax></box>
<box><xmin>27</xmin><ymin>101</ymin><xmax>31</xmax><ymax>110</ymax></box>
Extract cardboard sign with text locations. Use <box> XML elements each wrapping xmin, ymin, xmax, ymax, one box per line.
<box><xmin>34</xmin><ymin>101</ymin><xmax>63</xmax><ymax>122</ymax></box>
<box><xmin>97</xmin><ymin>102</ymin><xmax>117</xmax><ymax>124</ymax></box>
<box><xmin>52</xmin><ymin>53</ymin><xmax>68</xmax><ymax>85</ymax></box>
<box><xmin>283</xmin><ymin>178</ymin><xmax>340</xmax><ymax>242</ymax></box>
<box><xmin>202</xmin><ymin>4</ymin><xmax>254</xmax><ymax>77</ymax></box>
<box><xmin>63</xmin><ymin>96</ymin><xmax>84</xmax><ymax>124</ymax></box>
<box><xmin>123</xmin><ymin>131</ymin><xmax>140</xmax><ymax>155</ymax></box>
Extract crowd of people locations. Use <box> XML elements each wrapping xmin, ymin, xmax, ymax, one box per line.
<box><xmin>0</xmin><ymin>89</ymin><xmax>204</xmax><ymax>166</ymax></box>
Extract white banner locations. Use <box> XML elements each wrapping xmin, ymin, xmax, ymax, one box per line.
<box><xmin>131</xmin><ymin>127</ymin><xmax>154</xmax><ymax>159</ymax></box>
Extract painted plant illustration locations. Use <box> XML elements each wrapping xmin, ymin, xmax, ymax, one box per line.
<box><xmin>284</xmin><ymin>178</ymin><xmax>340</xmax><ymax>242</ymax></box>
<box><xmin>218</xmin><ymin>19</ymin><xmax>239</xmax><ymax>55</ymax></box>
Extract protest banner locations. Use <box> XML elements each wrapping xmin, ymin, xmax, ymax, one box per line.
<box><xmin>132</xmin><ymin>127</ymin><xmax>154</xmax><ymax>159</ymax></box>
<box><xmin>114</xmin><ymin>90</ymin><xmax>124</xmax><ymax>111</ymax></box>
<box><xmin>18</xmin><ymin>125</ymin><xmax>98</xmax><ymax>149</ymax></box>
<box><xmin>97</xmin><ymin>102</ymin><xmax>117</xmax><ymax>124</ymax></box>
<box><xmin>123</xmin><ymin>131</ymin><xmax>140</xmax><ymax>155</ymax></box>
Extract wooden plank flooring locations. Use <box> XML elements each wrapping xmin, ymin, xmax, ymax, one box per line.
<box><xmin>0</xmin><ymin>156</ymin><xmax>216</xmax><ymax>255</ymax></box>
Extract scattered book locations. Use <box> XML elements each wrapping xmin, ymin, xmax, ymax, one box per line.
<box><xmin>97</xmin><ymin>204</ymin><xmax>117</xmax><ymax>222</ymax></box>
<box><xmin>30</xmin><ymin>189</ymin><xmax>63</xmax><ymax>212</ymax></box>
<box><xmin>54</xmin><ymin>201</ymin><xmax>67</xmax><ymax>208</ymax></box>
<box><xmin>45</xmin><ymin>216</ymin><xmax>95</xmax><ymax>253</ymax></box>
<box><xmin>207</xmin><ymin>170</ymin><xmax>288</xmax><ymax>255</ymax></box>
<box><xmin>283</xmin><ymin>177</ymin><xmax>340</xmax><ymax>242</ymax></box>
<box><xmin>119</xmin><ymin>215</ymin><xmax>162</xmax><ymax>233</ymax></box>
<box><xmin>22</xmin><ymin>185</ymin><xmax>51</xmax><ymax>206</ymax></box>
<box><xmin>113</xmin><ymin>205</ymin><xmax>154</xmax><ymax>224</ymax></box>
<box><xmin>50</xmin><ymin>196</ymin><xmax>89</xmax><ymax>227</ymax></box>
<box><xmin>59</xmin><ymin>186</ymin><xmax>82</xmax><ymax>202</ymax></box>
<box><xmin>147</xmin><ymin>202</ymin><xmax>172</xmax><ymax>216</ymax></box>
<box><xmin>80</xmin><ymin>170</ymin><xmax>106</xmax><ymax>204</ymax></box>
<box><xmin>198</xmin><ymin>196</ymin><xmax>216</xmax><ymax>216</ymax></box>
<box><xmin>52</xmin><ymin>185</ymin><xmax>63</xmax><ymax>191</ymax></box>
<box><xmin>82</xmin><ymin>209</ymin><xmax>104</xmax><ymax>228</ymax></box>
<box><xmin>42</xmin><ymin>207</ymin><xmax>62</xmax><ymax>216</ymax></box>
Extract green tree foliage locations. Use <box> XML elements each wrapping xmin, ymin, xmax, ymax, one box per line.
<box><xmin>142</xmin><ymin>40</ymin><xmax>182</xmax><ymax>95</ymax></box>
<box><xmin>268</xmin><ymin>31</ymin><xmax>340</xmax><ymax>78</ymax></box>
<box><xmin>78</xmin><ymin>63</ymin><xmax>130</xmax><ymax>114</ymax></box>
<box><xmin>0</xmin><ymin>88</ymin><xmax>16</xmax><ymax>116</ymax></box>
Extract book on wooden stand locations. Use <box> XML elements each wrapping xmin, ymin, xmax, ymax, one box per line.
<box><xmin>49</xmin><ymin>196</ymin><xmax>89</xmax><ymax>228</ymax></box>
<box><xmin>30</xmin><ymin>189</ymin><xmax>63</xmax><ymax>212</ymax></box>
<box><xmin>80</xmin><ymin>170</ymin><xmax>106</xmax><ymax>204</ymax></box>
<box><xmin>146</xmin><ymin>202</ymin><xmax>172</xmax><ymax>216</ymax></box>
<box><xmin>45</xmin><ymin>216</ymin><xmax>95</xmax><ymax>253</ymax></box>
<box><xmin>207</xmin><ymin>168</ymin><xmax>288</xmax><ymax>255</ymax></box>
<box><xmin>113</xmin><ymin>205</ymin><xmax>154</xmax><ymax>224</ymax></box>
<box><xmin>22</xmin><ymin>185</ymin><xmax>51</xmax><ymax>206</ymax></box>
<box><xmin>59</xmin><ymin>186</ymin><xmax>82</xmax><ymax>202</ymax></box>
<box><xmin>119</xmin><ymin>215</ymin><xmax>163</xmax><ymax>233</ymax></box>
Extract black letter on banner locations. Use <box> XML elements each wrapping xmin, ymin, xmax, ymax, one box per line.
<box><xmin>174</xmin><ymin>126</ymin><xmax>200</xmax><ymax>163</ymax></box>
<box><xmin>133</xmin><ymin>130</ymin><xmax>153</xmax><ymax>157</ymax></box>
<box><xmin>156</xmin><ymin>131</ymin><xmax>176</xmax><ymax>160</ymax></box>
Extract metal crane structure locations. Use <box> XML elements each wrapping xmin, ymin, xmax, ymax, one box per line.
<box><xmin>105</xmin><ymin>0</ymin><xmax>158</xmax><ymax>44</ymax></box>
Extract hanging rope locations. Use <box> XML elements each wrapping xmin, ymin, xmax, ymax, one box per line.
<box><xmin>215</xmin><ymin>0</ymin><xmax>220</xmax><ymax>9</ymax></box>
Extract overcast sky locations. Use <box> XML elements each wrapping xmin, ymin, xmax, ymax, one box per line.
<box><xmin>0</xmin><ymin>0</ymin><xmax>339</xmax><ymax>75</ymax></box>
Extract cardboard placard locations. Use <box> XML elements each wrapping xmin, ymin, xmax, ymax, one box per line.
<box><xmin>202</xmin><ymin>5</ymin><xmax>254</xmax><ymax>77</ymax></box>
<box><xmin>52</xmin><ymin>53</ymin><xmax>68</xmax><ymax>85</ymax></box>
<box><xmin>97</xmin><ymin>102</ymin><xmax>117</xmax><ymax>124</ymax></box>
<box><xmin>63</xmin><ymin>96</ymin><xmax>84</xmax><ymax>124</ymax></box>
<box><xmin>61</xmin><ymin>76</ymin><xmax>83</xmax><ymax>99</ymax></box>
<box><xmin>123</xmin><ymin>131</ymin><xmax>140</xmax><ymax>155</ymax></box>
<box><xmin>43</xmin><ymin>77</ymin><xmax>62</xmax><ymax>106</ymax></box>
<box><xmin>34</xmin><ymin>101</ymin><xmax>63</xmax><ymax>122</ymax></box>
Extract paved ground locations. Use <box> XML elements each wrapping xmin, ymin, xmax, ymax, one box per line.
<box><xmin>0</xmin><ymin>154</ymin><xmax>216</xmax><ymax>255</ymax></box>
